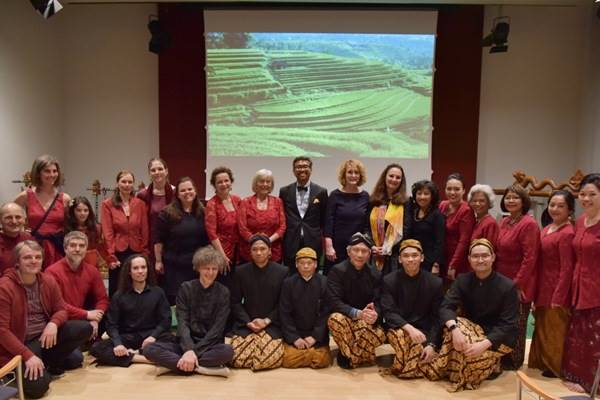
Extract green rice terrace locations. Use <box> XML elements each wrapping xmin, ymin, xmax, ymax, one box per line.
<box><xmin>207</xmin><ymin>49</ymin><xmax>431</xmax><ymax>158</ymax></box>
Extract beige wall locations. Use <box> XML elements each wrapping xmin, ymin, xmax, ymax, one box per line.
<box><xmin>1</xmin><ymin>0</ymin><xmax>597</xmax><ymax>215</ymax></box>
<box><xmin>477</xmin><ymin>4</ymin><xmax>586</xmax><ymax>190</ymax></box>
<box><xmin>0</xmin><ymin>0</ymin><xmax>157</xmax><ymax>207</ymax></box>
<box><xmin>0</xmin><ymin>0</ymin><xmax>63</xmax><ymax>201</ymax></box>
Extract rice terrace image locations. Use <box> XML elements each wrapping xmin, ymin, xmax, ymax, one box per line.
<box><xmin>206</xmin><ymin>32</ymin><xmax>434</xmax><ymax>158</ymax></box>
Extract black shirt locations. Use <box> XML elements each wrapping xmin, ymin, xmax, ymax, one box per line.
<box><xmin>404</xmin><ymin>201</ymin><xmax>446</xmax><ymax>272</ymax></box>
<box><xmin>440</xmin><ymin>271</ymin><xmax>519</xmax><ymax>349</ymax></box>
<box><xmin>381</xmin><ymin>268</ymin><xmax>443</xmax><ymax>346</ymax></box>
<box><xmin>280</xmin><ymin>273</ymin><xmax>330</xmax><ymax>346</ymax></box>
<box><xmin>107</xmin><ymin>285</ymin><xmax>171</xmax><ymax>346</ymax></box>
<box><xmin>327</xmin><ymin>259</ymin><xmax>381</xmax><ymax>318</ymax></box>
<box><xmin>231</xmin><ymin>261</ymin><xmax>288</xmax><ymax>338</ymax></box>
<box><xmin>176</xmin><ymin>279</ymin><xmax>230</xmax><ymax>354</ymax></box>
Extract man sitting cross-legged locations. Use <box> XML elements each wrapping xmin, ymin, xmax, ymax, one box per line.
<box><xmin>280</xmin><ymin>247</ymin><xmax>331</xmax><ymax>369</ymax></box>
<box><xmin>381</xmin><ymin>239</ymin><xmax>443</xmax><ymax>378</ymax></box>
<box><xmin>424</xmin><ymin>238</ymin><xmax>519</xmax><ymax>392</ymax></box>
<box><xmin>144</xmin><ymin>246</ymin><xmax>234</xmax><ymax>377</ymax></box>
<box><xmin>327</xmin><ymin>232</ymin><xmax>386</xmax><ymax>369</ymax></box>
<box><xmin>230</xmin><ymin>234</ymin><xmax>288</xmax><ymax>371</ymax></box>
<box><xmin>90</xmin><ymin>254</ymin><xmax>173</xmax><ymax>367</ymax></box>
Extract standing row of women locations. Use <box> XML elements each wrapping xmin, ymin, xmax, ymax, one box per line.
<box><xmin>9</xmin><ymin>155</ymin><xmax>600</xmax><ymax>394</ymax></box>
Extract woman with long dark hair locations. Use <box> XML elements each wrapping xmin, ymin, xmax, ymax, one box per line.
<box><xmin>367</xmin><ymin>163</ymin><xmax>409</xmax><ymax>275</ymax></box>
<box><xmin>154</xmin><ymin>177</ymin><xmax>209</xmax><ymax>304</ymax></box>
<box><xmin>101</xmin><ymin>170</ymin><xmax>149</xmax><ymax>297</ymax></box>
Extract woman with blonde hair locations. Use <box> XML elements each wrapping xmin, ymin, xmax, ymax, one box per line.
<box><xmin>324</xmin><ymin>159</ymin><xmax>369</xmax><ymax>274</ymax></box>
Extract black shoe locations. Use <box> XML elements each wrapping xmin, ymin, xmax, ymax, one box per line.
<box><xmin>542</xmin><ymin>370</ymin><xmax>557</xmax><ymax>378</ymax></box>
<box><xmin>486</xmin><ymin>370</ymin><xmax>503</xmax><ymax>380</ymax></box>
<box><xmin>47</xmin><ymin>366</ymin><xmax>65</xmax><ymax>381</ymax></box>
<box><xmin>336</xmin><ymin>353</ymin><xmax>352</xmax><ymax>369</ymax></box>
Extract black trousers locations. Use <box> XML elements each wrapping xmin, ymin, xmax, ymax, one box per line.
<box><xmin>23</xmin><ymin>320</ymin><xmax>92</xmax><ymax>399</ymax></box>
<box><xmin>90</xmin><ymin>331</ymin><xmax>175</xmax><ymax>367</ymax></box>
<box><xmin>143</xmin><ymin>341</ymin><xmax>234</xmax><ymax>372</ymax></box>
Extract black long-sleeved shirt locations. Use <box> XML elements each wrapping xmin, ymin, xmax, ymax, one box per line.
<box><xmin>439</xmin><ymin>271</ymin><xmax>518</xmax><ymax>349</ymax></box>
<box><xmin>107</xmin><ymin>285</ymin><xmax>171</xmax><ymax>346</ymax></box>
<box><xmin>176</xmin><ymin>279</ymin><xmax>230</xmax><ymax>355</ymax></box>
<box><xmin>279</xmin><ymin>273</ymin><xmax>330</xmax><ymax>347</ymax></box>
<box><xmin>326</xmin><ymin>259</ymin><xmax>381</xmax><ymax>319</ymax></box>
<box><xmin>231</xmin><ymin>261</ymin><xmax>288</xmax><ymax>338</ymax></box>
<box><xmin>404</xmin><ymin>201</ymin><xmax>446</xmax><ymax>272</ymax></box>
<box><xmin>381</xmin><ymin>269</ymin><xmax>443</xmax><ymax>346</ymax></box>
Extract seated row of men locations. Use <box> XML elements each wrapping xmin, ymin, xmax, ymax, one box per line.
<box><xmin>0</xmin><ymin>231</ymin><xmax>518</xmax><ymax>398</ymax></box>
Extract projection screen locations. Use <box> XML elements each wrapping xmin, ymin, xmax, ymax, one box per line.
<box><xmin>204</xmin><ymin>9</ymin><xmax>437</xmax><ymax>197</ymax></box>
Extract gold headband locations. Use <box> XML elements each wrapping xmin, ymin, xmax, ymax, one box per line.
<box><xmin>399</xmin><ymin>239</ymin><xmax>423</xmax><ymax>254</ymax></box>
<box><xmin>469</xmin><ymin>238</ymin><xmax>495</xmax><ymax>255</ymax></box>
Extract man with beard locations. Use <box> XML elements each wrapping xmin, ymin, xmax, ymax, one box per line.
<box><xmin>279</xmin><ymin>157</ymin><xmax>328</xmax><ymax>269</ymax></box>
<box><xmin>0</xmin><ymin>240</ymin><xmax>91</xmax><ymax>398</ymax></box>
<box><xmin>46</xmin><ymin>231</ymin><xmax>110</xmax><ymax>368</ymax></box>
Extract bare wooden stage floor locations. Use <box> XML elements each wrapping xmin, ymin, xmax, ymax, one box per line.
<box><xmin>45</xmin><ymin>343</ymin><xmax>575</xmax><ymax>399</ymax></box>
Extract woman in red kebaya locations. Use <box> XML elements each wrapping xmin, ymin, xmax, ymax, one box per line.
<box><xmin>468</xmin><ymin>184</ymin><xmax>499</xmax><ymax>246</ymax></box>
<box><xmin>562</xmin><ymin>174</ymin><xmax>600</xmax><ymax>394</ymax></box>
<box><xmin>529</xmin><ymin>190</ymin><xmax>575</xmax><ymax>378</ymax></box>
<box><xmin>496</xmin><ymin>184</ymin><xmax>540</xmax><ymax>370</ymax></box>
<box><xmin>439</xmin><ymin>173</ymin><xmax>475</xmax><ymax>280</ymax></box>
<box><xmin>101</xmin><ymin>170</ymin><xmax>149</xmax><ymax>297</ymax></box>
<box><xmin>205</xmin><ymin>166</ymin><xmax>241</xmax><ymax>287</ymax></box>
<box><xmin>238</xmin><ymin>169</ymin><xmax>286</xmax><ymax>263</ymax></box>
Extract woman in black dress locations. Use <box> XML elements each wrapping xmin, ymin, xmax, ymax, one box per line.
<box><xmin>404</xmin><ymin>180</ymin><xmax>445</xmax><ymax>274</ymax></box>
<box><xmin>324</xmin><ymin>159</ymin><xmax>369</xmax><ymax>274</ymax></box>
<box><xmin>154</xmin><ymin>177</ymin><xmax>208</xmax><ymax>304</ymax></box>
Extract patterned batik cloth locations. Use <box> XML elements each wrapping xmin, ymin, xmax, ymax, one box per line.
<box><xmin>231</xmin><ymin>331</ymin><xmax>284</xmax><ymax>371</ymax></box>
<box><xmin>327</xmin><ymin>312</ymin><xmax>386</xmax><ymax>368</ymax></box>
<box><xmin>422</xmin><ymin>317</ymin><xmax>512</xmax><ymax>392</ymax></box>
<box><xmin>528</xmin><ymin>305</ymin><xmax>570</xmax><ymax>376</ymax></box>
<box><xmin>282</xmin><ymin>344</ymin><xmax>332</xmax><ymax>369</ymax></box>
<box><xmin>386</xmin><ymin>328</ymin><xmax>430</xmax><ymax>378</ymax></box>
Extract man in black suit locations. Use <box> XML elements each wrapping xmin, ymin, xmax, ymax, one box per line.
<box><xmin>279</xmin><ymin>157</ymin><xmax>328</xmax><ymax>269</ymax></box>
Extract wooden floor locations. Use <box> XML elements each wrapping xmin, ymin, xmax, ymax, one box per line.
<box><xmin>45</xmin><ymin>341</ymin><xmax>576</xmax><ymax>400</ymax></box>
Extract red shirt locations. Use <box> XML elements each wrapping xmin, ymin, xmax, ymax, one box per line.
<box><xmin>0</xmin><ymin>232</ymin><xmax>33</xmax><ymax>275</ymax></box>
<box><xmin>471</xmin><ymin>214</ymin><xmax>499</xmax><ymax>248</ymax></box>
<box><xmin>0</xmin><ymin>269</ymin><xmax>68</xmax><ymax>365</ymax></box>
<box><xmin>534</xmin><ymin>224</ymin><xmax>575</xmax><ymax>307</ymax></box>
<box><xmin>238</xmin><ymin>195</ymin><xmax>286</xmax><ymax>262</ymax></box>
<box><xmin>46</xmin><ymin>258</ymin><xmax>109</xmax><ymax>319</ymax></box>
<box><xmin>101</xmin><ymin>198</ymin><xmax>149</xmax><ymax>263</ymax></box>
<box><xmin>205</xmin><ymin>194</ymin><xmax>241</xmax><ymax>261</ymax></box>
<box><xmin>571</xmin><ymin>216</ymin><xmax>600</xmax><ymax>310</ymax></box>
<box><xmin>496</xmin><ymin>214</ymin><xmax>540</xmax><ymax>302</ymax></box>
<box><xmin>439</xmin><ymin>200</ymin><xmax>475</xmax><ymax>274</ymax></box>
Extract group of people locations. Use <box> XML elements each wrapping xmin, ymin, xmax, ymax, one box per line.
<box><xmin>0</xmin><ymin>154</ymin><xmax>597</xmax><ymax>397</ymax></box>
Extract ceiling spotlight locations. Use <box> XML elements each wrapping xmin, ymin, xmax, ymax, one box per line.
<box><xmin>29</xmin><ymin>0</ymin><xmax>63</xmax><ymax>19</ymax></box>
<box><xmin>482</xmin><ymin>16</ymin><xmax>510</xmax><ymax>54</ymax></box>
<box><xmin>148</xmin><ymin>16</ymin><xmax>170</xmax><ymax>55</ymax></box>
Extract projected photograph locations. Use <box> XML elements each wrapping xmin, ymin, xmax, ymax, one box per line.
<box><xmin>206</xmin><ymin>32</ymin><xmax>434</xmax><ymax>158</ymax></box>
